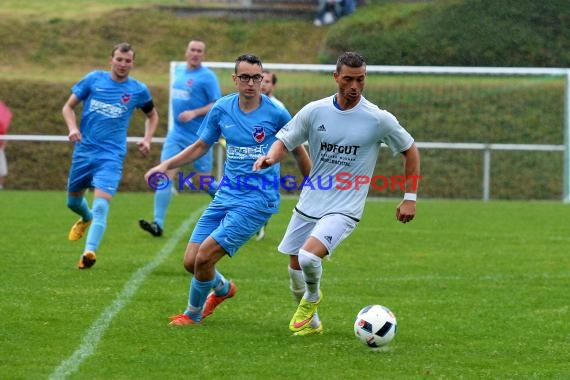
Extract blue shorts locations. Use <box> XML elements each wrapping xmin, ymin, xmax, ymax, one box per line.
<box><xmin>67</xmin><ymin>155</ymin><xmax>122</xmax><ymax>196</ymax></box>
<box><xmin>161</xmin><ymin>133</ymin><xmax>213</xmax><ymax>173</ymax></box>
<box><xmin>190</xmin><ymin>198</ymin><xmax>272</xmax><ymax>256</ymax></box>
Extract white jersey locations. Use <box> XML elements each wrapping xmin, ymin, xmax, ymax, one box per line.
<box><xmin>277</xmin><ymin>95</ymin><xmax>414</xmax><ymax>221</ymax></box>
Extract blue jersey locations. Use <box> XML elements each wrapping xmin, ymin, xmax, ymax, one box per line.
<box><xmin>169</xmin><ymin>64</ymin><xmax>221</xmax><ymax>145</ymax></box>
<box><xmin>71</xmin><ymin>70</ymin><xmax>153</xmax><ymax>161</ymax></box>
<box><xmin>199</xmin><ymin>93</ymin><xmax>291</xmax><ymax>213</ymax></box>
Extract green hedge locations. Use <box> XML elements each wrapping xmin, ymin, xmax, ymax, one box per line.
<box><xmin>320</xmin><ymin>0</ymin><xmax>570</xmax><ymax>67</ymax></box>
<box><xmin>0</xmin><ymin>79</ymin><xmax>169</xmax><ymax>192</ymax></box>
<box><xmin>2</xmin><ymin>74</ymin><xmax>565</xmax><ymax>200</ymax></box>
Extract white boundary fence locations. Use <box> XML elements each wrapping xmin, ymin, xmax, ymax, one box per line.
<box><xmin>193</xmin><ymin>62</ymin><xmax>570</xmax><ymax>202</ymax></box>
<box><xmin>3</xmin><ymin>63</ymin><xmax>569</xmax><ymax>202</ymax></box>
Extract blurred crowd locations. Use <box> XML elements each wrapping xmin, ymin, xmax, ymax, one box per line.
<box><xmin>313</xmin><ymin>0</ymin><xmax>360</xmax><ymax>26</ymax></box>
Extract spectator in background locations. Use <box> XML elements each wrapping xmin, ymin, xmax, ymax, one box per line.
<box><xmin>0</xmin><ymin>100</ymin><xmax>13</xmax><ymax>190</ymax></box>
<box><xmin>341</xmin><ymin>0</ymin><xmax>356</xmax><ymax>16</ymax></box>
<box><xmin>261</xmin><ymin>70</ymin><xmax>286</xmax><ymax>110</ymax></box>
<box><xmin>314</xmin><ymin>0</ymin><xmax>356</xmax><ymax>27</ymax></box>
<box><xmin>140</xmin><ymin>39</ymin><xmax>222</xmax><ymax>238</ymax></box>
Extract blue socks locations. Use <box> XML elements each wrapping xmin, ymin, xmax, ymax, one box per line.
<box><xmin>154</xmin><ymin>176</ymin><xmax>218</xmax><ymax>230</ymax></box>
<box><xmin>185</xmin><ymin>277</ymin><xmax>215</xmax><ymax>321</ymax></box>
<box><xmin>153</xmin><ymin>181</ymin><xmax>173</xmax><ymax>229</ymax></box>
<box><xmin>67</xmin><ymin>194</ymin><xmax>109</xmax><ymax>253</ymax></box>
<box><xmin>184</xmin><ymin>271</ymin><xmax>228</xmax><ymax>322</ymax></box>
<box><xmin>212</xmin><ymin>270</ymin><xmax>230</xmax><ymax>296</ymax></box>
<box><xmin>67</xmin><ymin>195</ymin><xmax>92</xmax><ymax>222</ymax></box>
<box><xmin>85</xmin><ymin>197</ymin><xmax>109</xmax><ymax>252</ymax></box>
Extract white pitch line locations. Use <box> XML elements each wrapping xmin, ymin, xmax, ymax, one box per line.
<box><xmin>49</xmin><ymin>208</ymin><xmax>204</xmax><ymax>380</ymax></box>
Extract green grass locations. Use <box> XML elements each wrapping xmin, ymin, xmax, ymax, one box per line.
<box><xmin>0</xmin><ymin>0</ymin><xmax>193</xmax><ymax>21</ymax></box>
<box><xmin>1</xmin><ymin>191</ymin><xmax>569</xmax><ymax>378</ymax></box>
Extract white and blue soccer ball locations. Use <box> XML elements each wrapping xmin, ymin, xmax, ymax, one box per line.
<box><xmin>354</xmin><ymin>305</ymin><xmax>397</xmax><ymax>348</ymax></box>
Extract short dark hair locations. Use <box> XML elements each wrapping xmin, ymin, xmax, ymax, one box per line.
<box><xmin>336</xmin><ymin>52</ymin><xmax>365</xmax><ymax>73</ymax></box>
<box><xmin>263</xmin><ymin>69</ymin><xmax>277</xmax><ymax>85</ymax></box>
<box><xmin>234</xmin><ymin>54</ymin><xmax>263</xmax><ymax>73</ymax></box>
<box><xmin>111</xmin><ymin>42</ymin><xmax>135</xmax><ymax>59</ymax></box>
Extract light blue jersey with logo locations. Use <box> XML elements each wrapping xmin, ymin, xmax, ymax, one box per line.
<box><xmin>168</xmin><ymin>64</ymin><xmax>221</xmax><ymax>146</ymax></box>
<box><xmin>198</xmin><ymin>93</ymin><xmax>291</xmax><ymax>213</ymax></box>
<box><xmin>71</xmin><ymin>70</ymin><xmax>152</xmax><ymax>161</ymax></box>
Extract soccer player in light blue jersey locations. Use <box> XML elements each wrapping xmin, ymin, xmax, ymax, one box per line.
<box><xmin>63</xmin><ymin>42</ymin><xmax>159</xmax><ymax>269</ymax></box>
<box><xmin>140</xmin><ymin>39</ymin><xmax>222</xmax><ymax>238</ymax></box>
<box><xmin>145</xmin><ymin>54</ymin><xmax>311</xmax><ymax>326</ymax></box>
<box><xmin>254</xmin><ymin>52</ymin><xmax>421</xmax><ymax>336</ymax></box>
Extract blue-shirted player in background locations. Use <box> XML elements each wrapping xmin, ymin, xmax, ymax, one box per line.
<box><xmin>145</xmin><ymin>54</ymin><xmax>311</xmax><ymax>326</ymax></box>
<box><xmin>63</xmin><ymin>42</ymin><xmax>159</xmax><ymax>269</ymax></box>
<box><xmin>140</xmin><ymin>39</ymin><xmax>222</xmax><ymax>237</ymax></box>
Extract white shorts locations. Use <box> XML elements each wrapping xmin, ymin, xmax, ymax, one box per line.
<box><xmin>278</xmin><ymin>210</ymin><xmax>357</xmax><ymax>257</ymax></box>
<box><xmin>0</xmin><ymin>148</ymin><xmax>7</xmax><ymax>176</ymax></box>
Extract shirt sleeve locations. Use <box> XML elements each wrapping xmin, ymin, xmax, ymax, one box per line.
<box><xmin>138</xmin><ymin>83</ymin><xmax>153</xmax><ymax>108</ymax></box>
<box><xmin>71</xmin><ymin>71</ymin><xmax>97</xmax><ymax>101</ymax></box>
<box><xmin>197</xmin><ymin>105</ymin><xmax>221</xmax><ymax>144</ymax></box>
<box><xmin>205</xmin><ymin>71</ymin><xmax>222</xmax><ymax>103</ymax></box>
<box><xmin>276</xmin><ymin>106</ymin><xmax>309</xmax><ymax>151</ymax></box>
<box><xmin>380</xmin><ymin>112</ymin><xmax>414</xmax><ymax>155</ymax></box>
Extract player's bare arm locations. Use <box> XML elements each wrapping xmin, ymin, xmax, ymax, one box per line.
<box><xmin>62</xmin><ymin>94</ymin><xmax>82</xmax><ymax>142</ymax></box>
<box><xmin>178</xmin><ymin>101</ymin><xmax>215</xmax><ymax>123</ymax></box>
<box><xmin>137</xmin><ymin>108</ymin><xmax>159</xmax><ymax>157</ymax></box>
<box><xmin>252</xmin><ymin>139</ymin><xmax>290</xmax><ymax>171</ymax></box>
<box><xmin>144</xmin><ymin>139</ymin><xmax>210</xmax><ymax>182</ymax></box>
<box><xmin>396</xmin><ymin>143</ymin><xmax>420</xmax><ymax>223</ymax></box>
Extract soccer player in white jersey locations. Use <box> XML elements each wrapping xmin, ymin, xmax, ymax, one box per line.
<box><xmin>253</xmin><ymin>52</ymin><xmax>421</xmax><ymax>336</ymax></box>
<box><xmin>63</xmin><ymin>42</ymin><xmax>159</xmax><ymax>269</ymax></box>
<box><xmin>145</xmin><ymin>54</ymin><xmax>310</xmax><ymax>326</ymax></box>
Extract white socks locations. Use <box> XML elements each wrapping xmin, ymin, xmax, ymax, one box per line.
<box><xmin>292</xmin><ymin>250</ymin><xmax>323</xmax><ymax>328</ymax></box>
<box><xmin>298</xmin><ymin>249</ymin><xmax>322</xmax><ymax>302</ymax></box>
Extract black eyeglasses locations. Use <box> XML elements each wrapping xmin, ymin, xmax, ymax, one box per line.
<box><xmin>236</xmin><ymin>74</ymin><xmax>263</xmax><ymax>83</ymax></box>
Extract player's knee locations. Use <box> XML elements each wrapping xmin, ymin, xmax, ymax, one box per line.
<box><xmin>183</xmin><ymin>256</ymin><xmax>194</xmax><ymax>273</ymax></box>
<box><xmin>194</xmin><ymin>253</ymin><xmax>212</xmax><ymax>273</ymax></box>
<box><xmin>298</xmin><ymin>249</ymin><xmax>321</xmax><ymax>269</ymax></box>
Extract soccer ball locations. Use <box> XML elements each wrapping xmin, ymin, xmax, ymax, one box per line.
<box><xmin>354</xmin><ymin>305</ymin><xmax>397</xmax><ymax>348</ymax></box>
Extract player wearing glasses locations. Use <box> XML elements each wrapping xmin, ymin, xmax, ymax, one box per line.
<box><xmin>145</xmin><ymin>54</ymin><xmax>311</xmax><ymax>326</ymax></box>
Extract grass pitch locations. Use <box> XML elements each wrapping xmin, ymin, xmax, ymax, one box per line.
<box><xmin>1</xmin><ymin>191</ymin><xmax>569</xmax><ymax>379</ymax></box>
